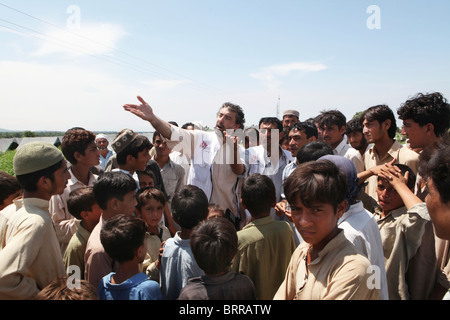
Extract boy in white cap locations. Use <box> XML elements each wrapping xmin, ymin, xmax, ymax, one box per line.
<box><xmin>0</xmin><ymin>142</ymin><xmax>70</xmax><ymax>299</ymax></box>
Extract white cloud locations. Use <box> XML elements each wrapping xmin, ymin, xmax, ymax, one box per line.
<box><xmin>33</xmin><ymin>22</ymin><xmax>127</xmax><ymax>57</ymax></box>
<box><xmin>0</xmin><ymin>60</ymin><xmax>136</xmax><ymax>131</ymax></box>
<box><xmin>250</xmin><ymin>61</ymin><xmax>327</xmax><ymax>90</ymax></box>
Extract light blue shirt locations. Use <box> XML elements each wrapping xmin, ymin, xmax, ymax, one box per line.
<box><xmin>99</xmin><ymin>150</ymin><xmax>114</xmax><ymax>170</ymax></box>
<box><xmin>160</xmin><ymin>232</ymin><xmax>204</xmax><ymax>300</ymax></box>
<box><xmin>98</xmin><ymin>272</ymin><xmax>162</xmax><ymax>300</ymax></box>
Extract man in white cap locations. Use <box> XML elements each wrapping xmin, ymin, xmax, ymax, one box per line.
<box><xmin>95</xmin><ymin>133</ymin><xmax>114</xmax><ymax>171</ymax></box>
<box><xmin>0</xmin><ymin>142</ymin><xmax>70</xmax><ymax>299</ymax></box>
<box><xmin>282</xmin><ymin>109</ymin><xmax>300</xmax><ymax>131</ymax></box>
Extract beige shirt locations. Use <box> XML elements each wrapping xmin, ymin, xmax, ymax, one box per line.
<box><xmin>364</xmin><ymin>140</ymin><xmax>419</xmax><ymax>201</ymax></box>
<box><xmin>231</xmin><ymin>216</ymin><xmax>296</xmax><ymax>300</ymax></box>
<box><xmin>274</xmin><ymin>230</ymin><xmax>380</xmax><ymax>300</ymax></box>
<box><xmin>375</xmin><ymin>203</ymin><xmax>430</xmax><ymax>300</ymax></box>
<box><xmin>49</xmin><ymin>167</ymin><xmax>97</xmax><ymax>255</ymax></box>
<box><xmin>84</xmin><ymin>217</ymin><xmax>118</xmax><ymax>288</ymax></box>
<box><xmin>0</xmin><ymin>198</ymin><xmax>66</xmax><ymax>300</ymax></box>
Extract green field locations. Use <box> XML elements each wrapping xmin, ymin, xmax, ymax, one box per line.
<box><xmin>0</xmin><ymin>150</ymin><xmax>16</xmax><ymax>175</ymax></box>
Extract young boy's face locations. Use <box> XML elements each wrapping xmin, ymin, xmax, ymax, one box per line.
<box><xmin>138</xmin><ymin>198</ymin><xmax>164</xmax><ymax>228</ymax></box>
<box><xmin>426</xmin><ymin>178</ymin><xmax>450</xmax><ymax>240</ymax></box>
<box><xmin>49</xmin><ymin>160</ymin><xmax>71</xmax><ymax>196</ymax></box>
<box><xmin>116</xmin><ymin>190</ymin><xmax>138</xmax><ymax>216</ymax></box>
<box><xmin>131</xmin><ymin>149</ymin><xmax>151</xmax><ymax>172</ymax></box>
<box><xmin>289</xmin><ymin>195</ymin><xmax>345</xmax><ymax>250</ymax></box>
<box><xmin>377</xmin><ymin>178</ymin><xmax>404</xmax><ymax>213</ymax></box>
<box><xmin>79</xmin><ymin>141</ymin><xmax>100</xmax><ymax>167</ymax></box>
<box><xmin>85</xmin><ymin>202</ymin><xmax>102</xmax><ymax>225</ymax></box>
<box><xmin>401</xmin><ymin>119</ymin><xmax>429</xmax><ymax>149</ymax></box>
<box><xmin>138</xmin><ymin>174</ymin><xmax>155</xmax><ymax>189</ymax></box>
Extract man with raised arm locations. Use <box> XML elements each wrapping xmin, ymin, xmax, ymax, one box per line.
<box><xmin>123</xmin><ymin>96</ymin><xmax>246</xmax><ymax>229</ymax></box>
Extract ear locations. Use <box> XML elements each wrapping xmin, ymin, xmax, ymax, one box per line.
<box><xmin>126</xmin><ymin>154</ymin><xmax>136</xmax><ymax>165</ymax></box>
<box><xmin>136</xmin><ymin>244</ymin><xmax>146</xmax><ymax>259</ymax></box>
<box><xmin>425</xmin><ymin>123</ymin><xmax>435</xmax><ymax>135</ymax></box>
<box><xmin>80</xmin><ymin>210</ymin><xmax>90</xmax><ymax>220</ymax></box>
<box><xmin>74</xmin><ymin>151</ymin><xmax>83</xmax><ymax>163</ymax></box>
<box><xmin>336</xmin><ymin>200</ymin><xmax>347</xmax><ymax>219</ymax></box>
<box><xmin>339</xmin><ymin>126</ymin><xmax>346</xmax><ymax>136</ymax></box>
<box><xmin>383</xmin><ymin>119</ymin><xmax>391</xmax><ymax>131</ymax></box>
<box><xmin>37</xmin><ymin>175</ymin><xmax>52</xmax><ymax>192</ymax></box>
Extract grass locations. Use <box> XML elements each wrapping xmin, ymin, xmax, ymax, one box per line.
<box><xmin>0</xmin><ymin>150</ymin><xmax>16</xmax><ymax>175</ymax></box>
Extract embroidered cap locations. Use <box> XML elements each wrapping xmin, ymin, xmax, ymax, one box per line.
<box><xmin>111</xmin><ymin>129</ymin><xmax>138</xmax><ymax>154</ymax></box>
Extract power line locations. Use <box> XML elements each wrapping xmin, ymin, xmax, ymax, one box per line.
<box><xmin>0</xmin><ymin>2</ymin><xmax>230</xmax><ymax>96</ymax></box>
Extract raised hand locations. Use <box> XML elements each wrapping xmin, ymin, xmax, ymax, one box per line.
<box><xmin>123</xmin><ymin>95</ymin><xmax>155</xmax><ymax>122</ymax></box>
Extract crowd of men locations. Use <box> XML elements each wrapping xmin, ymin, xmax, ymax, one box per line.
<box><xmin>0</xmin><ymin>91</ymin><xmax>449</xmax><ymax>300</ymax></box>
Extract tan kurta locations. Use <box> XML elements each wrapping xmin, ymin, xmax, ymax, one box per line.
<box><xmin>0</xmin><ymin>198</ymin><xmax>65</xmax><ymax>300</ymax></box>
<box><xmin>364</xmin><ymin>140</ymin><xmax>419</xmax><ymax>201</ymax></box>
<box><xmin>231</xmin><ymin>216</ymin><xmax>296</xmax><ymax>300</ymax></box>
<box><xmin>49</xmin><ymin>168</ymin><xmax>97</xmax><ymax>255</ymax></box>
<box><xmin>274</xmin><ymin>230</ymin><xmax>380</xmax><ymax>300</ymax></box>
<box><xmin>375</xmin><ymin>203</ymin><xmax>430</xmax><ymax>300</ymax></box>
<box><xmin>84</xmin><ymin>217</ymin><xmax>118</xmax><ymax>288</ymax></box>
<box><xmin>63</xmin><ymin>223</ymin><xmax>91</xmax><ymax>280</ymax></box>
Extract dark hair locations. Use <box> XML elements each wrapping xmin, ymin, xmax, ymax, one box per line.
<box><xmin>171</xmin><ymin>185</ymin><xmax>208</xmax><ymax>229</ymax></box>
<box><xmin>67</xmin><ymin>187</ymin><xmax>96</xmax><ymax>220</ymax></box>
<box><xmin>181</xmin><ymin>122</ymin><xmax>195</xmax><ymax>129</ymax></box>
<box><xmin>135</xmin><ymin>187</ymin><xmax>166</xmax><ymax>210</ymax></box>
<box><xmin>208</xmin><ymin>203</ymin><xmax>226</xmax><ymax>218</ymax></box>
<box><xmin>0</xmin><ymin>171</ymin><xmax>21</xmax><ymax>205</ymax></box>
<box><xmin>284</xmin><ymin>160</ymin><xmax>347</xmax><ymax>211</ymax></box>
<box><xmin>423</xmin><ymin>138</ymin><xmax>450</xmax><ymax>203</ymax></box>
<box><xmin>289</xmin><ymin>121</ymin><xmax>319</xmax><ymax>139</ymax></box>
<box><xmin>398</xmin><ymin>92</ymin><xmax>450</xmax><ymax>137</ymax></box>
<box><xmin>317</xmin><ymin>110</ymin><xmax>347</xmax><ymax>130</ymax></box>
<box><xmin>346</xmin><ymin>117</ymin><xmax>364</xmax><ymax>135</ymax></box>
<box><xmin>190</xmin><ymin>217</ymin><xmax>238</xmax><ymax>275</ymax></box>
<box><xmin>152</xmin><ymin>131</ymin><xmax>163</xmax><ymax>143</ymax></box>
<box><xmin>116</xmin><ymin>135</ymin><xmax>152</xmax><ymax>165</ymax></box>
<box><xmin>258</xmin><ymin>117</ymin><xmax>282</xmax><ymax>131</ymax></box>
<box><xmin>34</xmin><ymin>277</ymin><xmax>98</xmax><ymax>300</ymax></box>
<box><xmin>296</xmin><ymin>141</ymin><xmax>333</xmax><ymax>164</ymax></box>
<box><xmin>241</xmin><ymin>174</ymin><xmax>276</xmax><ymax>216</ymax></box>
<box><xmin>100</xmin><ymin>214</ymin><xmax>148</xmax><ymax>262</ymax></box>
<box><xmin>61</xmin><ymin>128</ymin><xmax>96</xmax><ymax>165</ymax></box>
<box><xmin>93</xmin><ymin>172</ymin><xmax>137</xmax><ymax>210</ymax></box>
<box><xmin>361</xmin><ymin>105</ymin><xmax>397</xmax><ymax>139</ymax></box>
<box><xmin>219</xmin><ymin>102</ymin><xmax>246</xmax><ymax>129</ymax></box>
<box><xmin>377</xmin><ymin>164</ymin><xmax>416</xmax><ymax>190</ymax></box>
<box><xmin>15</xmin><ymin>160</ymin><xmax>64</xmax><ymax>192</ymax></box>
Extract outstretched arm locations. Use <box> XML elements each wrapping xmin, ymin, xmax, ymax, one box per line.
<box><xmin>123</xmin><ymin>96</ymin><xmax>172</xmax><ymax>139</ymax></box>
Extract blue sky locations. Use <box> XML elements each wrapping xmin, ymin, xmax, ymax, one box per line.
<box><xmin>1</xmin><ymin>0</ymin><xmax>449</xmax><ymax>132</ymax></box>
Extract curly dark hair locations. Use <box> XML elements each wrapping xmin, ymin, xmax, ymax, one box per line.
<box><xmin>61</xmin><ymin>127</ymin><xmax>96</xmax><ymax>165</ymax></box>
<box><xmin>397</xmin><ymin>92</ymin><xmax>450</xmax><ymax>137</ymax></box>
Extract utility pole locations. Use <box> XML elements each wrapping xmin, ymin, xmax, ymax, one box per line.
<box><xmin>276</xmin><ymin>95</ymin><xmax>280</xmax><ymax>119</ymax></box>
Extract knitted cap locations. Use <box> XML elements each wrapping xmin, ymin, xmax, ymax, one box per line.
<box><xmin>14</xmin><ymin>142</ymin><xmax>64</xmax><ymax>176</ymax></box>
<box><xmin>111</xmin><ymin>129</ymin><xmax>138</xmax><ymax>154</ymax></box>
<box><xmin>283</xmin><ymin>109</ymin><xmax>300</xmax><ymax>118</ymax></box>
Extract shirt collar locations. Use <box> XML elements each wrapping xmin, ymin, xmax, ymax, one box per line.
<box><xmin>333</xmin><ymin>136</ymin><xmax>348</xmax><ymax>155</ymax></box>
<box><xmin>243</xmin><ymin>215</ymin><xmax>274</xmax><ymax>230</ymax></box>
<box><xmin>309</xmin><ymin>229</ymin><xmax>347</xmax><ymax>265</ymax></box>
